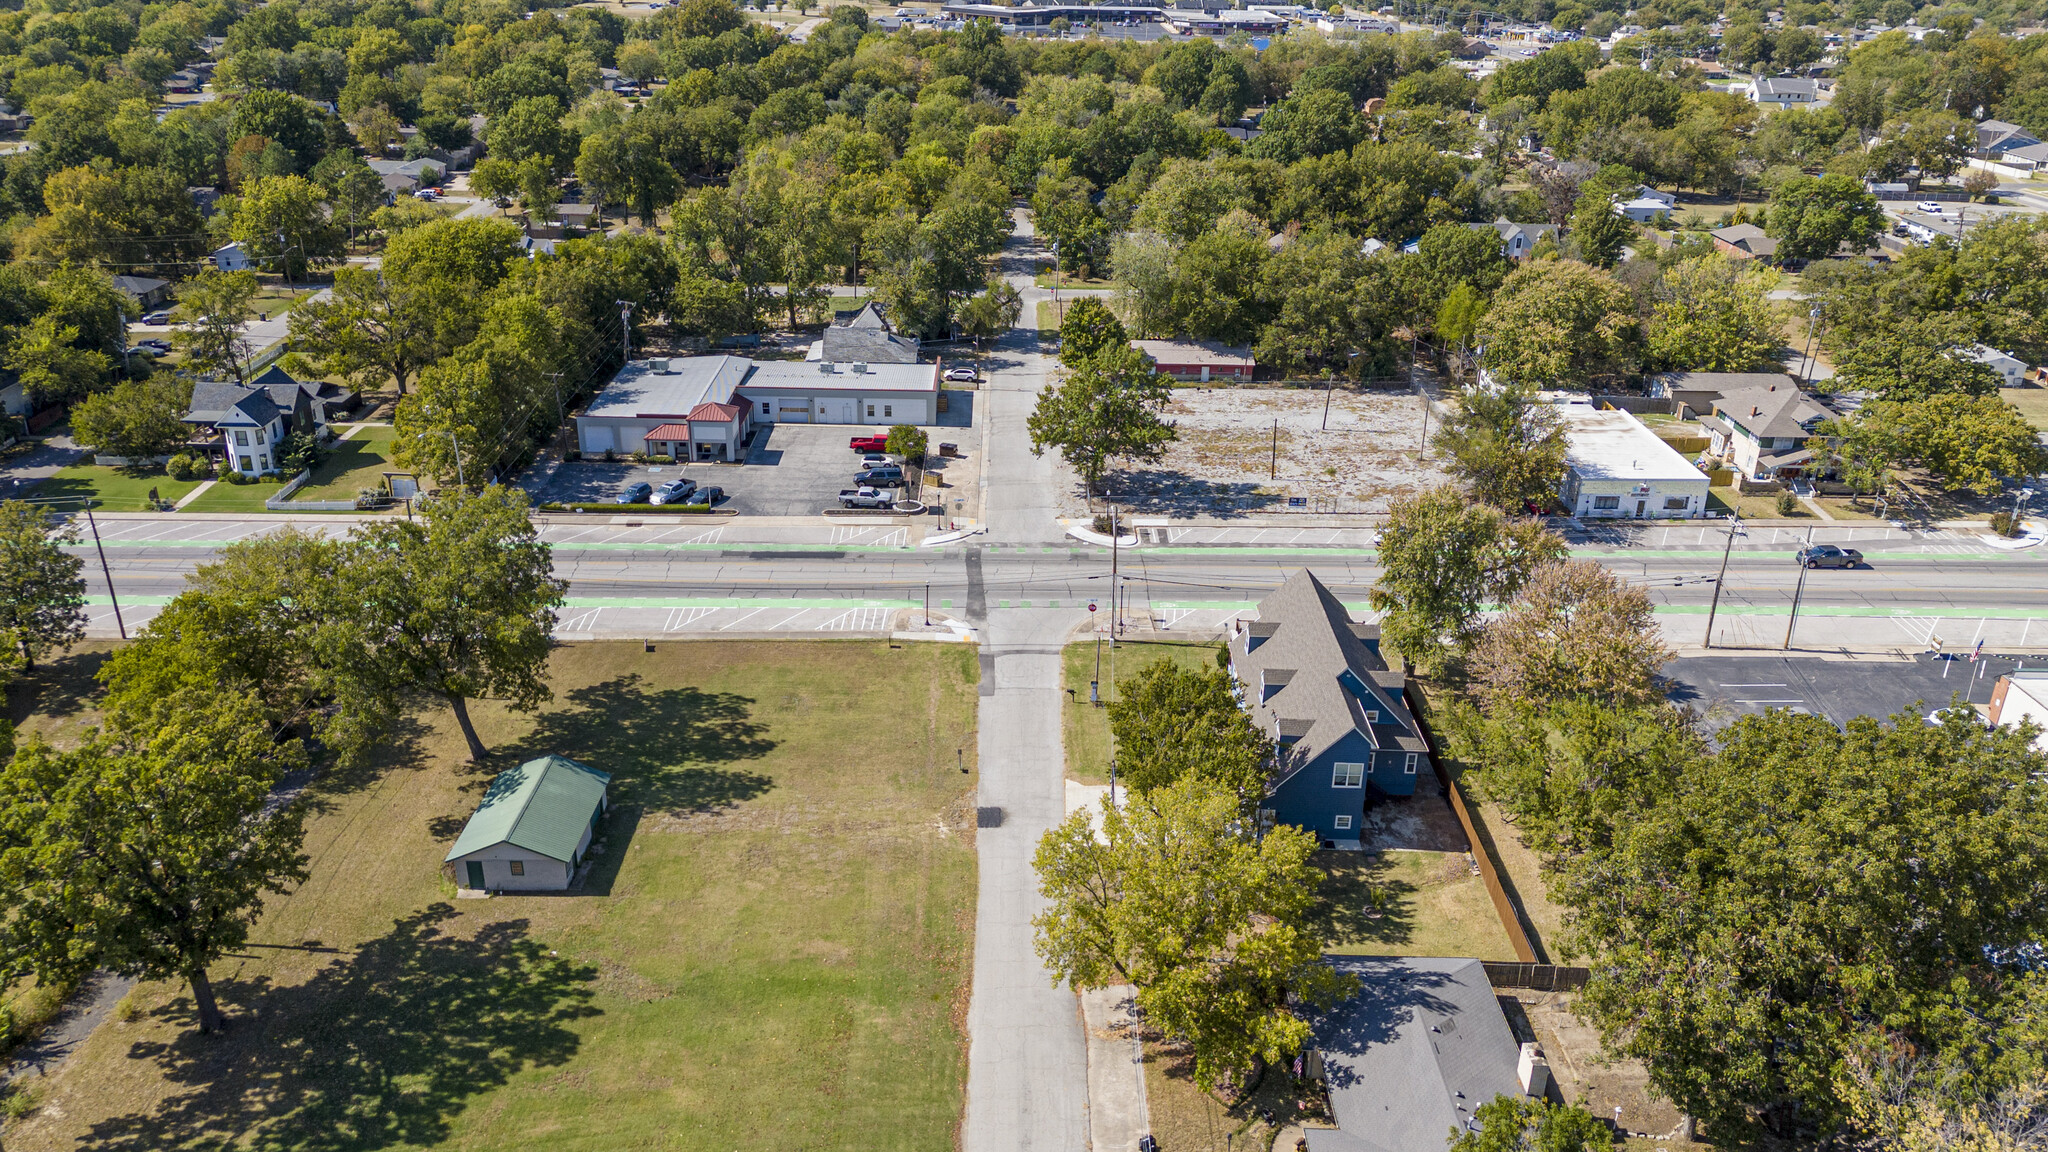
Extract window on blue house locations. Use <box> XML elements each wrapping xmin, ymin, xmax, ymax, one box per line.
<box><xmin>1334</xmin><ymin>815</ymin><xmax>1352</xmax><ymax>830</ymax></box>
<box><xmin>1332</xmin><ymin>762</ymin><xmax>1363</xmax><ymax>788</ymax></box>
<box><xmin>1404</xmin><ymin>753</ymin><xmax>1419</xmax><ymax>774</ymax></box>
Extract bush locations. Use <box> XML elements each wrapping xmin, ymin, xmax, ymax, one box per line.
<box><xmin>1991</xmin><ymin>510</ymin><xmax>2019</xmax><ymax>537</ymax></box>
<box><xmin>165</xmin><ymin>453</ymin><xmax>200</xmax><ymax>481</ymax></box>
<box><xmin>1774</xmin><ymin>489</ymin><xmax>1798</xmax><ymax>516</ymax></box>
<box><xmin>224</xmin><ymin>470</ymin><xmax>252</xmax><ymax>485</ymax></box>
<box><xmin>1091</xmin><ymin>513</ymin><xmax>1113</xmax><ymax>534</ymax></box>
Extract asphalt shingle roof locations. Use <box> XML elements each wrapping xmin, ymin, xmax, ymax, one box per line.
<box><xmin>444</xmin><ymin>755</ymin><xmax>611</xmax><ymax>865</ymax></box>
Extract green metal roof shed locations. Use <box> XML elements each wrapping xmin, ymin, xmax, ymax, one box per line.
<box><xmin>444</xmin><ymin>755</ymin><xmax>611</xmax><ymax>866</ymax></box>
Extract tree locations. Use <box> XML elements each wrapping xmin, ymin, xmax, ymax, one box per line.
<box><xmin>1562</xmin><ymin>708</ymin><xmax>2048</xmax><ymax>1142</ymax></box>
<box><xmin>1647</xmin><ymin>255</ymin><xmax>1781</xmax><ymax>372</ymax></box>
<box><xmin>331</xmin><ymin>487</ymin><xmax>567</xmax><ymax>763</ymax></box>
<box><xmin>1436</xmin><ymin>283</ymin><xmax>1488</xmax><ymax>353</ymax></box>
<box><xmin>885</xmin><ymin>424</ymin><xmax>928</xmax><ymax>466</ymax></box>
<box><xmin>1027</xmin><ymin>345</ymin><xmax>1177</xmax><ymax>499</ymax></box>
<box><xmin>1108</xmin><ymin>661</ymin><xmax>1273</xmax><ymax>812</ymax></box>
<box><xmin>71</xmin><ymin>377</ymin><xmax>192</xmax><ymax>461</ymax></box>
<box><xmin>1469</xmin><ymin>560</ymin><xmax>1668</xmax><ymax>711</ymax></box>
<box><xmin>1567</xmin><ymin>188</ymin><xmax>1635</xmax><ymax>269</ymax></box>
<box><xmin>288</xmin><ymin>267</ymin><xmax>442</xmax><ymax>396</ymax></box>
<box><xmin>0</xmin><ymin>691</ymin><xmax>308</xmax><ymax>1034</ymax></box>
<box><xmin>0</xmin><ymin>502</ymin><xmax>87</xmax><ymax>673</ymax></box>
<box><xmin>228</xmin><ymin>174</ymin><xmax>345</xmax><ymax>272</ymax></box>
<box><xmin>1432</xmin><ymin>386</ymin><xmax>1569</xmax><ymax>512</ymax></box>
<box><xmin>1875</xmin><ymin>394</ymin><xmax>2048</xmax><ymax>495</ymax></box>
<box><xmin>179</xmin><ymin>269</ymin><xmax>260</xmax><ymax>385</ymax></box>
<box><xmin>1477</xmin><ymin>261</ymin><xmax>1638</xmax><ymax>388</ymax></box>
<box><xmin>1057</xmin><ymin>297</ymin><xmax>1131</xmax><ymax>366</ymax></box>
<box><xmin>332</xmin><ymin>165</ymin><xmax>388</xmax><ymax>250</ymax></box>
<box><xmin>1833</xmin><ymin>322</ymin><xmax>2004</xmax><ymax>402</ymax></box>
<box><xmin>1448</xmin><ymin>1096</ymin><xmax>1612</xmax><ymax>1152</ymax></box>
<box><xmin>468</xmin><ymin>158</ymin><xmax>520</xmax><ymax>212</ymax></box>
<box><xmin>1368</xmin><ymin>487</ymin><xmax>1565</xmax><ymax>671</ymax></box>
<box><xmin>4</xmin><ymin>314</ymin><xmax>115</xmax><ymax>406</ymax></box>
<box><xmin>956</xmin><ymin>276</ymin><xmax>1023</xmax><ymax>344</ymax></box>
<box><xmin>1767</xmin><ymin>173</ymin><xmax>1885</xmax><ymax>263</ymax></box>
<box><xmin>1033</xmin><ymin>777</ymin><xmax>1355</xmax><ymax>1091</ymax></box>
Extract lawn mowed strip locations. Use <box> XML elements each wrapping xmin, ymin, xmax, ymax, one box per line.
<box><xmin>32</xmin><ymin>464</ymin><xmax>201</xmax><ymax>511</ymax></box>
<box><xmin>288</xmin><ymin>425</ymin><xmax>397</xmax><ymax>504</ymax></box>
<box><xmin>9</xmin><ymin>640</ymin><xmax>979</xmax><ymax>1152</ymax></box>
<box><xmin>1060</xmin><ymin>637</ymin><xmax>1221</xmax><ymax>784</ymax></box>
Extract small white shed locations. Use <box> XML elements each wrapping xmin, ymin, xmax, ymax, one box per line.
<box><xmin>443</xmin><ymin>754</ymin><xmax>611</xmax><ymax>893</ymax></box>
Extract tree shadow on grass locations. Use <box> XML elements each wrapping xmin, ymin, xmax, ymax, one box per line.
<box><xmin>1311</xmin><ymin>851</ymin><xmax>1416</xmax><ymax>951</ymax></box>
<box><xmin>82</xmin><ymin>904</ymin><xmax>599</xmax><ymax>1152</ymax></box>
<box><xmin>3</xmin><ymin>646</ymin><xmax>109</xmax><ymax>724</ymax></box>
<box><xmin>508</xmin><ymin>674</ymin><xmax>776</xmax><ymax>816</ymax></box>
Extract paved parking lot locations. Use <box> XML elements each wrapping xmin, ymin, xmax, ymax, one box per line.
<box><xmin>1662</xmin><ymin>652</ymin><xmax>2029</xmax><ymax>734</ymax></box>
<box><xmin>536</xmin><ymin>423</ymin><xmax>907</xmax><ymax>516</ymax></box>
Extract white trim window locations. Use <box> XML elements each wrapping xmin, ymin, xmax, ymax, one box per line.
<box><xmin>1404</xmin><ymin>753</ymin><xmax>1419</xmax><ymax>774</ymax></box>
<box><xmin>1332</xmin><ymin>762</ymin><xmax>1364</xmax><ymax>788</ymax></box>
<box><xmin>1334</xmin><ymin>815</ymin><xmax>1353</xmax><ymax>830</ymax></box>
<box><xmin>1365</xmin><ymin>710</ymin><xmax>1379</xmax><ymax>723</ymax></box>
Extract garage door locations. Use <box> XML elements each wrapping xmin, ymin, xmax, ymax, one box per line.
<box><xmin>777</xmin><ymin>399</ymin><xmax>809</xmax><ymax>423</ymax></box>
<box><xmin>580</xmin><ymin>425</ymin><xmax>615</xmax><ymax>453</ymax></box>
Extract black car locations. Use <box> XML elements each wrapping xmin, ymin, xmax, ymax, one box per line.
<box><xmin>856</xmin><ymin>468</ymin><xmax>907</xmax><ymax>488</ymax></box>
<box><xmin>694</xmin><ymin>485</ymin><xmax>724</xmax><ymax>505</ymax></box>
<box><xmin>1797</xmin><ymin>544</ymin><xmax>1863</xmax><ymax>569</ymax></box>
<box><xmin>613</xmin><ymin>481</ymin><xmax>653</xmax><ymax>504</ymax></box>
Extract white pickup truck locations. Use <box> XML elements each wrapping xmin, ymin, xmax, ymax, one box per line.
<box><xmin>838</xmin><ymin>486</ymin><xmax>897</xmax><ymax>509</ymax></box>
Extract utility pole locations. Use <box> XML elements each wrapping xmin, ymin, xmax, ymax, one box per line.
<box><xmin>1703</xmin><ymin>513</ymin><xmax>1740</xmax><ymax>649</ymax></box>
<box><xmin>277</xmin><ymin>231</ymin><xmax>291</xmax><ymax>295</ymax></box>
<box><xmin>1796</xmin><ymin>304</ymin><xmax>1821</xmax><ymax>384</ymax></box>
<box><xmin>1784</xmin><ymin>526</ymin><xmax>1814</xmax><ymax>650</ymax></box>
<box><xmin>450</xmin><ymin>430</ymin><xmax>466</xmax><ymax>488</ymax></box>
<box><xmin>83</xmin><ymin>504</ymin><xmax>125</xmax><ymax>640</ymax></box>
<box><xmin>1270</xmin><ymin>418</ymin><xmax>1278</xmax><ymax>479</ymax></box>
<box><xmin>924</xmin><ymin>582</ymin><xmax>931</xmax><ymax>626</ymax></box>
<box><xmin>616</xmin><ymin>299</ymin><xmax>635</xmax><ymax>362</ymax></box>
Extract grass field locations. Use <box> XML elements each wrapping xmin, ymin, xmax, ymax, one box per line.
<box><xmin>2002</xmin><ymin>384</ymin><xmax>2048</xmax><ymax>432</ymax></box>
<box><xmin>177</xmin><ymin>473</ymin><xmax>292</xmax><ymax>513</ymax></box>
<box><xmin>31</xmin><ymin>464</ymin><xmax>201</xmax><ymax>511</ymax></box>
<box><xmin>1464</xmin><ymin>798</ymin><xmax>1568</xmax><ymax>962</ymax></box>
<box><xmin>1315</xmin><ymin>849</ymin><xmax>1517</xmax><ymax>960</ymax></box>
<box><xmin>1060</xmin><ymin>638</ymin><xmax>1221</xmax><ymax>785</ymax></box>
<box><xmin>288</xmin><ymin>425</ymin><xmax>397</xmax><ymax>504</ymax></box>
<box><xmin>1034</xmin><ymin>300</ymin><xmax>1063</xmax><ymax>333</ymax></box>
<box><xmin>6</xmin><ymin>640</ymin><xmax>980</xmax><ymax>1152</ymax></box>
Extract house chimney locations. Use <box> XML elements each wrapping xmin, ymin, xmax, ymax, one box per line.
<box><xmin>1752</xmin><ymin>406</ymin><xmax>1762</xmax><ymax>416</ymax></box>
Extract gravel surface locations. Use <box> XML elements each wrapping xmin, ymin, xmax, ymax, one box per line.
<box><xmin>1067</xmin><ymin>386</ymin><xmax>1454</xmax><ymax>517</ymax></box>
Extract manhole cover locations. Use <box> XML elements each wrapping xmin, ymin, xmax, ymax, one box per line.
<box><xmin>976</xmin><ymin>807</ymin><xmax>1004</xmax><ymax>828</ymax></box>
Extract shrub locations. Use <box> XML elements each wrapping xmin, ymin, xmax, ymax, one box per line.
<box><xmin>1091</xmin><ymin>513</ymin><xmax>1113</xmax><ymax>533</ymax></box>
<box><xmin>225</xmin><ymin>470</ymin><xmax>253</xmax><ymax>485</ymax></box>
<box><xmin>165</xmin><ymin>453</ymin><xmax>199</xmax><ymax>480</ymax></box>
<box><xmin>1774</xmin><ymin>489</ymin><xmax>1798</xmax><ymax>517</ymax></box>
<box><xmin>1991</xmin><ymin>510</ymin><xmax>2019</xmax><ymax>537</ymax></box>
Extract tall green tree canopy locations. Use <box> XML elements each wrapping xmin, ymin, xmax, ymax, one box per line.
<box><xmin>1431</xmin><ymin>385</ymin><xmax>1569</xmax><ymax>513</ymax></box>
<box><xmin>1108</xmin><ymin>661</ymin><xmax>1272</xmax><ymax>813</ymax></box>
<box><xmin>1368</xmin><ymin>487</ymin><xmax>1565</xmax><ymax>671</ymax></box>
<box><xmin>1027</xmin><ymin>344</ymin><xmax>1176</xmax><ymax>499</ymax></box>
<box><xmin>0</xmin><ymin>501</ymin><xmax>87</xmax><ymax>673</ymax></box>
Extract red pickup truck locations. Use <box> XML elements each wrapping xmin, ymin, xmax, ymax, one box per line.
<box><xmin>849</xmin><ymin>434</ymin><xmax>890</xmax><ymax>453</ymax></box>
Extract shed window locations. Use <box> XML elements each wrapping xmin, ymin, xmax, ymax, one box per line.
<box><xmin>1664</xmin><ymin>496</ymin><xmax>1689</xmax><ymax>510</ymax></box>
<box><xmin>1334</xmin><ymin>815</ymin><xmax>1352</xmax><ymax>830</ymax></box>
<box><xmin>1593</xmin><ymin>495</ymin><xmax>1620</xmax><ymax>510</ymax></box>
<box><xmin>760</xmin><ymin>401</ymin><xmax>771</xmax><ymax>415</ymax></box>
<box><xmin>1404</xmin><ymin>753</ymin><xmax>1419</xmax><ymax>774</ymax></box>
<box><xmin>1332</xmin><ymin>762</ymin><xmax>1363</xmax><ymax>788</ymax></box>
<box><xmin>508</xmin><ymin>860</ymin><xmax>525</xmax><ymax>876</ymax></box>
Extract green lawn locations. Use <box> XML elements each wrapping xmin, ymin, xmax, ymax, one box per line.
<box><xmin>2003</xmin><ymin>385</ymin><xmax>2048</xmax><ymax>433</ymax></box>
<box><xmin>1035</xmin><ymin>300</ymin><xmax>1063</xmax><ymax>333</ymax></box>
<box><xmin>1061</xmin><ymin>638</ymin><xmax>1223</xmax><ymax>785</ymax></box>
<box><xmin>11</xmin><ymin>641</ymin><xmax>979</xmax><ymax>1152</ymax></box>
<box><xmin>1314</xmin><ymin>849</ymin><xmax>1517</xmax><ymax>961</ymax></box>
<box><xmin>289</xmin><ymin>425</ymin><xmax>396</xmax><ymax>503</ymax></box>
<box><xmin>31</xmin><ymin>464</ymin><xmax>201</xmax><ymax>511</ymax></box>
<box><xmin>177</xmin><ymin>474</ymin><xmax>292</xmax><ymax>513</ymax></box>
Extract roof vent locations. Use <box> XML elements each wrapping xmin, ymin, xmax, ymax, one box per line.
<box><xmin>654</xmin><ymin>358</ymin><xmax>672</xmax><ymax>374</ymax></box>
<box><xmin>818</xmin><ymin>361</ymin><xmax>833</xmax><ymax>374</ymax></box>
<box><xmin>852</xmin><ymin>362</ymin><xmax>868</xmax><ymax>375</ymax></box>
<box><xmin>1752</xmin><ymin>406</ymin><xmax>1762</xmax><ymax>416</ymax></box>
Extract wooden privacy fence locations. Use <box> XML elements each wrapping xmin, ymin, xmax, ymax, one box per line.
<box><xmin>1405</xmin><ymin>678</ymin><xmax>1543</xmax><ymax>965</ymax></box>
<box><xmin>1483</xmin><ymin>962</ymin><xmax>1590</xmax><ymax>992</ymax></box>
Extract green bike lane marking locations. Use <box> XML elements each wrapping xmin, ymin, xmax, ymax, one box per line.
<box><xmin>1150</xmin><ymin>600</ymin><xmax>2048</xmax><ymax>619</ymax></box>
<box><xmin>88</xmin><ymin>595</ymin><xmax>920</xmax><ymax>609</ymax></box>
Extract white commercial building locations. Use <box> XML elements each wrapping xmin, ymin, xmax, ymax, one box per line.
<box><xmin>1990</xmin><ymin>671</ymin><xmax>2048</xmax><ymax>755</ymax></box>
<box><xmin>575</xmin><ymin>354</ymin><xmax>942</xmax><ymax>459</ymax></box>
<box><xmin>1556</xmin><ymin>405</ymin><xmax>1711</xmax><ymax>520</ymax></box>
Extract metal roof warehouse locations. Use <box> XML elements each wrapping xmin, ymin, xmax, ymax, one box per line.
<box><xmin>575</xmin><ymin>354</ymin><xmax>942</xmax><ymax>458</ymax></box>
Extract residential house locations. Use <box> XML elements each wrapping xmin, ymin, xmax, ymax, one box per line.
<box><xmin>1964</xmin><ymin>344</ymin><xmax>2028</xmax><ymax>387</ymax></box>
<box><xmin>443</xmin><ymin>755</ymin><xmax>611</xmax><ymax>893</ymax></box>
<box><xmin>1306</xmin><ymin>957</ymin><xmax>1548</xmax><ymax>1152</ymax></box>
<box><xmin>1989</xmin><ymin>671</ymin><xmax>2048</xmax><ymax>755</ymax></box>
<box><xmin>1990</xmin><ymin>142</ymin><xmax>2048</xmax><ymax>174</ymax></box>
<box><xmin>182</xmin><ymin>368</ymin><xmax>356</xmax><ymax>475</ymax></box>
<box><xmin>110</xmin><ymin>275</ymin><xmax>172</xmax><ymax>311</ymax></box>
<box><xmin>1466</xmin><ymin>216</ymin><xmax>1557</xmax><ymax>259</ymax></box>
<box><xmin>806</xmin><ymin>302</ymin><xmax>920</xmax><ymax>365</ymax></box>
<box><xmin>1616</xmin><ymin>195</ymin><xmax>1675</xmax><ymax>223</ymax></box>
<box><xmin>165</xmin><ymin>69</ymin><xmax>204</xmax><ymax>93</ymax></box>
<box><xmin>555</xmin><ymin>203</ymin><xmax>599</xmax><ymax>231</ymax></box>
<box><xmin>1557</xmin><ymin>405</ymin><xmax>1711</xmax><ymax>518</ymax></box>
<box><xmin>1649</xmin><ymin>370</ymin><xmax>1797</xmax><ymax>416</ymax></box>
<box><xmin>211</xmin><ymin>241</ymin><xmax>253</xmax><ymax>271</ymax></box>
<box><xmin>367</xmin><ymin>157</ymin><xmax>443</xmax><ymax>188</ymax></box>
<box><xmin>1750</xmin><ymin>75</ymin><xmax>1819</xmax><ymax>107</ymax></box>
<box><xmin>187</xmin><ymin>186</ymin><xmax>220</xmax><ymax>217</ymax></box>
<box><xmin>1699</xmin><ymin>383</ymin><xmax>1839</xmax><ymax>481</ymax></box>
<box><xmin>1132</xmin><ymin>339</ymin><xmax>1254</xmax><ymax>383</ymax></box>
<box><xmin>1711</xmin><ymin>223</ymin><xmax>1778</xmax><ymax>261</ymax></box>
<box><xmin>1227</xmin><ymin>569</ymin><xmax>1431</xmax><ymax>845</ymax></box>
<box><xmin>1975</xmin><ymin>119</ymin><xmax>2043</xmax><ymax>160</ymax></box>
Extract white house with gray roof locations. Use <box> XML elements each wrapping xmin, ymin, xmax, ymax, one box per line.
<box><xmin>1557</xmin><ymin>405</ymin><xmax>1710</xmax><ymax>518</ymax></box>
<box><xmin>806</xmin><ymin>301</ymin><xmax>920</xmax><ymax>364</ymax></box>
<box><xmin>181</xmin><ymin>368</ymin><xmax>353</xmax><ymax>477</ymax></box>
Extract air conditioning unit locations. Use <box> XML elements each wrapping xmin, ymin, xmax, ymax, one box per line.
<box><xmin>818</xmin><ymin>361</ymin><xmax>834</xmax><ymax>374</ymax></box>
<box><xmin>852</xmin><ymin>362</ymin><xmax>868</xmax><ymax>375</ymax></box>
<box><xmin>652</xmin><ymin>358</ymin><xmax>672</xmax><ymax>373</ymax></box>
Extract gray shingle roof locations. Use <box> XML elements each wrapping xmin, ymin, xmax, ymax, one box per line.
<box><xmin>1311</xmin><ymin>957</ymin><xmax>1526</xmax><ymax>1152</ymax></box>
<box><xmin>1229</xmin><ymin>570</ymin><xmax>1416</xmax><ymax>781</ymax></box>
<box><xmin>1712</xmin><ymin>385</ymin><xmax>1837</xmax><ymax>439</ymax></box>
<box><xmin>185</xmin><ymin>376</ymin><xmax>344</xmax><ymax>426</ymax></box>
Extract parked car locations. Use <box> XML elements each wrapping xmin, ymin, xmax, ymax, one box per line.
<box><xmin>1797</xmin><ymin>544</ymin><xmax>1863</xmax><ymax>569</ymax></box>
<box><xmin>860</xmin><ymin>453</ymin><xmax>890</xmax><ymax>468</ymax></box>
<box><xmin>649</xmin><ymin>477</ymin><xmax>698</xmax><ymax>505</ymax></box>
<box><xmin>856</xmin><ymin>466</ymin><xmax>906</xmax><ymax>488</ymax></box>
<box><xmin>613</xmin><ymin>481</ymin><xmax>653</xmax><ymax>504</ymax></box>
<box><xmin>413</xmin><ymin>187</ymin><xmax>441</xmax><ymax>200</ymax></box>
<box><xmin>137</xmin><ymin>339</ymin><xmax>173</xmax><ymax>353</ymax></box>
<box><xmin>140</xmin><ymin>310</ymin><xmax>173</xmax><ymax>325</ymax></box>
<box><xmin>943</xmin><ymin>366</ymin><xmax>978</xmax><ymax>382</ymax></box>
<box><xmin>694</xmin><ymin>485</ymin><xmax>724</xmax><ymax>505</ymax></box>
<box><xmin>839</xmin><ymin>486</ymin><xmax>896</xmax><ymax>508</ymax></box>
<box><xmin>849</xmin><ymin>434</ymin><xmax>890</xmax><ymax>453</ymax></box>
<box><xmin>1916</xmin><ymin>200</ymin><xmax>1943</xmax><ymax>214</ymax></box>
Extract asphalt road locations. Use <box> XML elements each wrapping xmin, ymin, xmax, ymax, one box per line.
<box><xmin>1663</xmin><ymin>651</ymin><xmax>2032</xmax><ymax>734</ymax></box>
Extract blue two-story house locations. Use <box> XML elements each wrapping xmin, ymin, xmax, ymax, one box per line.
<box><xmin>1228</xmin><ymin>569</ymin><xmax>1431</xmax><ymax>847</ymax></box>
